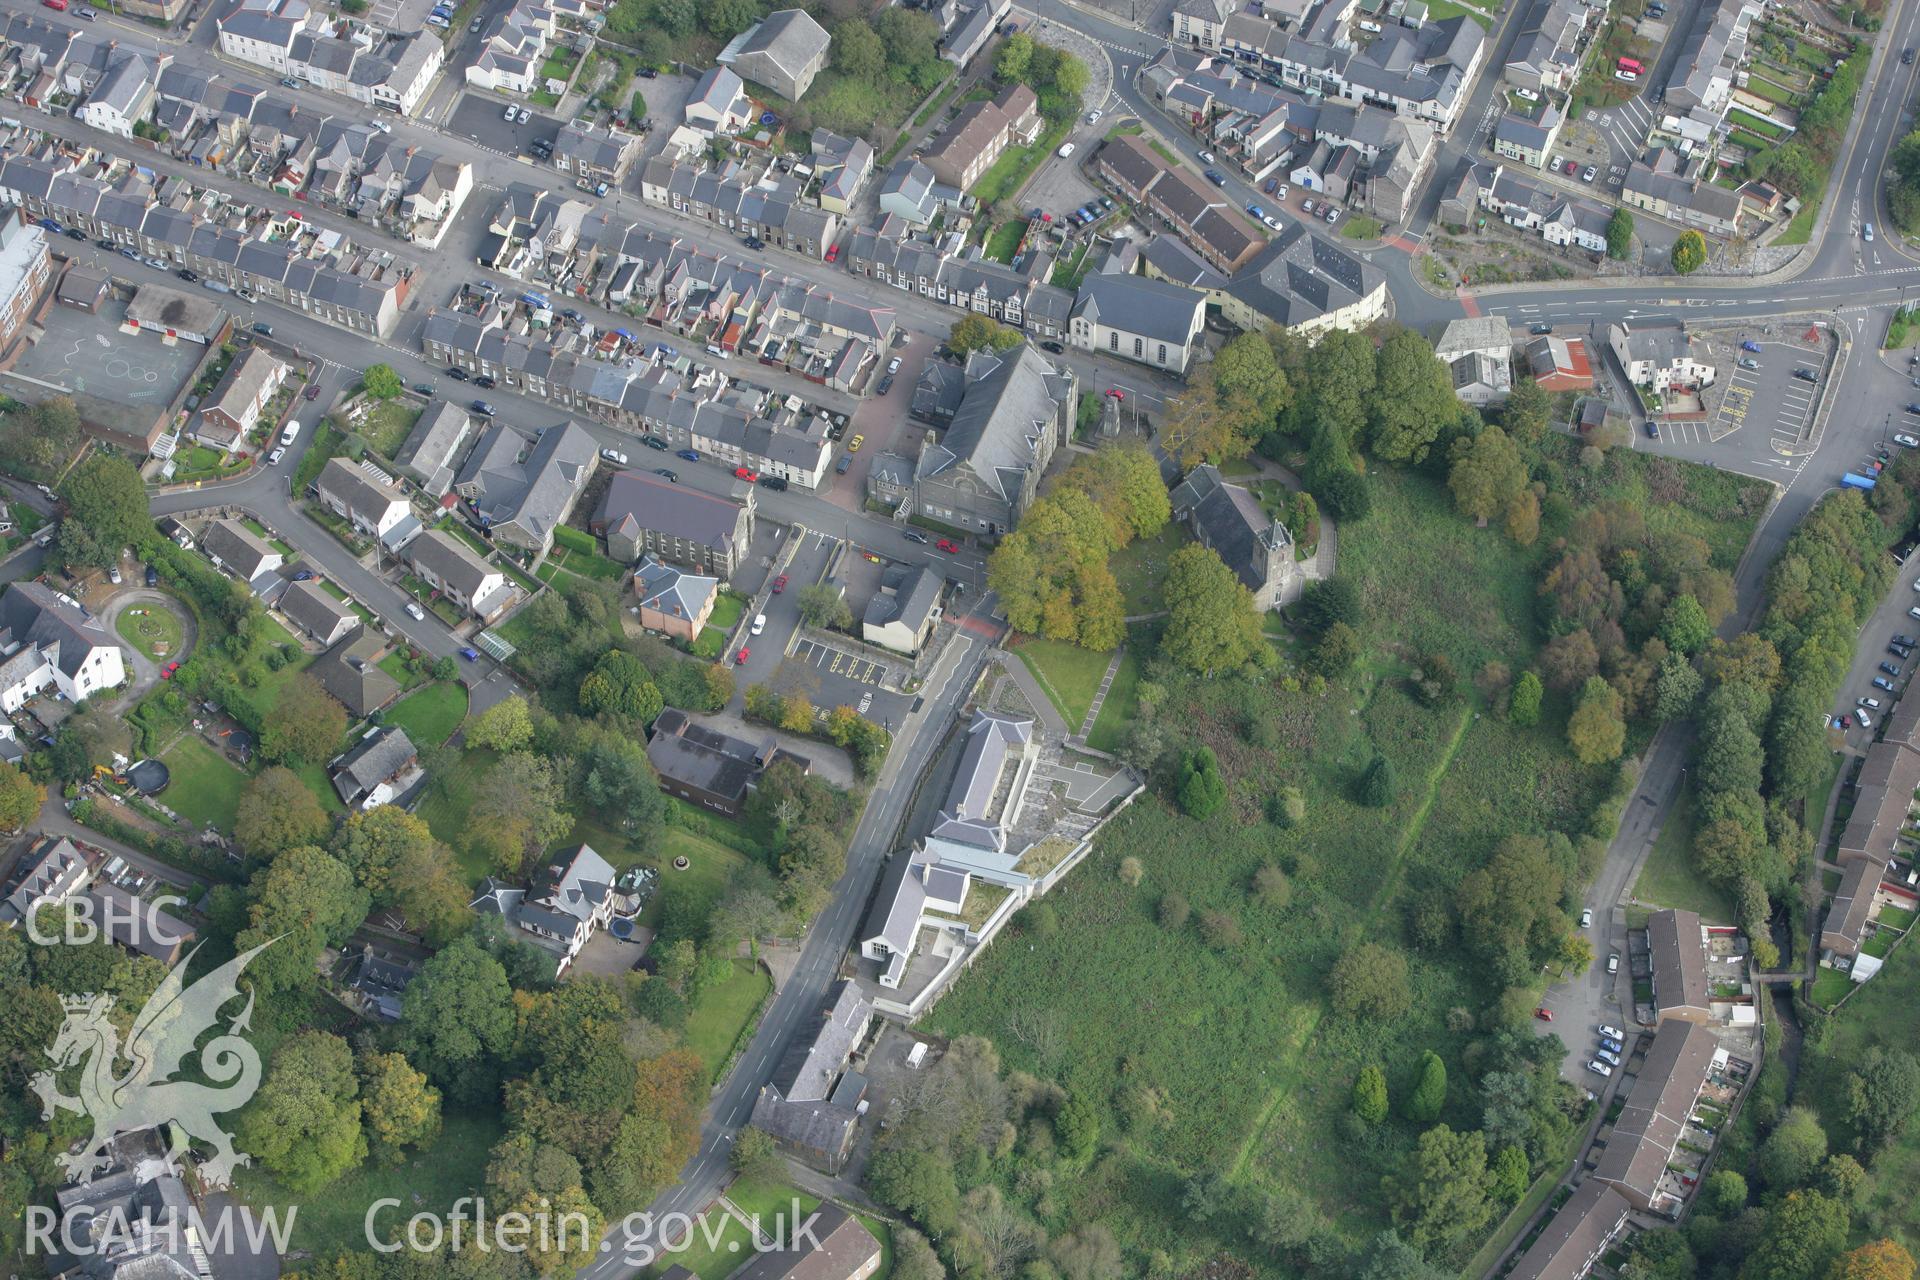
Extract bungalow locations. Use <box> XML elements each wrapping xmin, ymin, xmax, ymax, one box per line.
<box><xmin>647</xmin><ymin>707</ymin><xmax>808</xmax><ymax>817</ymax></box>
<box><xmin>329</xmin><ymin>725</ymin><xmax>419</xmax><ymax>809</ymax></box>
<box><xmin>1526</xmin><ymin>334</ymin><xmax>1594</xmax><ymax>391</ymax></box>
<box><xmin>470</xmin><ymin>843</ymin><xmax>623</xmax><ymax>975</ymax></box>
<box><xmin>406</xmin><ymin>530</ymin><xmax>511</xmax><ymax>620</ymax></box>
<box><xmin>199</xmin><ymin>518</ymin><xmax>284</xmax><ymax>590</ymax></box>
<box><xmin>277</xmin><ymin>579</ymin><xmax>359</xmax><ymax>648</ymax></box>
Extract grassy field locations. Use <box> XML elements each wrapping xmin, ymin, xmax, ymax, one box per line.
<box><xmin>1015</xmin><ymin>637</ymin><xmax>1114</xmax><ymax>729</ymax></box>
<box><xmin>158</xmin><ymin>735</ymin><xmax>249</xmax><ymax>832</ymax></box>
<box><xmin>1799</xmin><ymin>931</ymin><xmax>1920</xmax><ymax>1243</ymax></box>
<box><xmin>233</xmin><ymin>1112</ymin><xmax>503</xmax><ymax>1256</ymax></box>
<box><xmin>1631</xmin><ymin>783</ymin><xmax>1738</xmax><ymax>922</ymax></box>
<box><xmin>1086</xmin><ymin>647</ymin><xmax>1141</xmax><ymax>752</ymax></box>
<box><xmin>384</xmin><ymin>681</ymin><xmax>470</xmax><ymax>746</ymax></box>
<box><xmin>928</xmin><ymin>452</ymin><xmax>1763</xmax><ymax>1268</ymax></box>
<box><xmin>117</xmin><ymin>604</ymin><xmax>183</xmax><ymax>660</ymax></box>
<box><xmin>681</xmin><ymin>957</ymin><xmax>773</xmax><ymax>1084</ymax></box>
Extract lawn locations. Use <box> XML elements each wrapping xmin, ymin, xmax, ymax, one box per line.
<box><xmin>724</xmin><ymin>1178</ymin><xmax>894</xmax><ymax>1278</ymax></box>
<box><xmin>233</xmin><ymin>1112</ymin><xmax>504</xmax><ymax>1257</ymax></box>
<box><xmin>681</xmin><ymin>957</ymin><xmax>773</xmax><ymax>1084</ymax></box>
<box><xmin>1726</xmin><ymin>108</ymin><xmax>1788</xmax><ymax>139</ymax></box>
<box><xmin>1807</xmin><ymin>965</ymin><xmax>1854</xmax><ymax>1009</ymax></box>
<box><xmin>1422</xmin><ymin>0</ymin><xmax>1493</xmax><ymax>25</ymax></box>
<box><xmin>969</xmin><ymin>117</ymin><xmax>1071</xmax><ymax>208</ymax></box>
<box><xmin>420</xmin><ymin>745</ymin><xmax>501</xmax><ymax>882</ymax></box>
<box><xmin>1878</xmin><ymin>904</ymin><xmax>1916</xmax><ymax>930</ymax></box>
<box><xmin>1014</xmin><ymin>637</ymin><xmax>1115</xmax><ymax>729</ymax></box>
<box><xmin>384</xmin><ymin>681</ymin><xmax>470</xmax><ymax>747</ymax></box>
<box><xmin>1339</xmin><ymin>214</ymin><xmax>1384</xmax><ymax>240</ymax></box>
<box><xmin>691</xmin><ymin>591</ymin><xmax>749</xmax><ymax>659</ymax></box>
<box><xmin>983</xmin><ymin>220</ymin><xmax>1025</xmax><ymax>264</ymax></box>
<box><xmin>1085</xmin><ymin>646</ymin><xmax>1141</xmax><ymax>753</ymax></box>
<box><xmin>292</xmin><ymin>425</ymin><xmax>346</xmax><ymax>494</ymax></box>
<box><xmin>1109</xmin><ymin>521</ymin><xmax>1192</xmax><ymax>617</ymax></box>
<box><xmin>377</xmin><ymin>650</ymin><xmax>424</xmax><ymax>692</ymax></box>
<box><xmin>928</xmin><ymin>448</ymin><xmax>1762</xmax><ymax>1269</ymax></box>
<box><xmin>544</xmin><ymin>543</ymin><xmax>628</xmax><ymax>582</ymax></box>
<box><xmin>1631</xmin><ymin>783</ymin><xmax>1738</xmax><ymax>923</ymax></box>
<box><xmin>158</xmin><ymin>735</ymin><xmax>250</xmax><ymax>832</ymax></box>
<box><xmin>117</xmin><ymin>604</ymin><xmax>183</xmax><ymax>661</ymax></box>
<box><xmin>645</xmin><ymin>1204</ymin><xmax>756</xmax><ymax>1280</ymax></box>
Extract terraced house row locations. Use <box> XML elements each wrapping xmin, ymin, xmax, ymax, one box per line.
<box><xmin>0</xmin><ymin>150</ymin><xmax>412</xmax><ymax>337</ymax></box>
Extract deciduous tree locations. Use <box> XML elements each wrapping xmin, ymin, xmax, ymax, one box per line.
<box><xmin>796</xmin><ymin>583</ymin><xmax>853</xmax><ymax>630</ymax></box>
<box><xmin>235</xmin><ymin>767</ymin><xmax>330</xmax><ymax>865</ymax></box>
<box><xmin>1826</xmin><ymin>1240</ymin><xmax>1917</xmax><ymax>1280</ymax></box>
<box><xmin>261</xmin><ymin>673</ymin><xmax>348</xmax><ymax>765</ymax></box>
<box><xmin>1607</xmin><ymin>209</ymin><xmax>1635</xmax><ymax>259</ymax></box>
<box><xmin>362</xmin><ymin>364</ymin><xmax>402</xmax><ymax>401</ymax></box>
<box><xmin>235</xmin><ymin>846</ymin><xmax>368</xmax><ymax>998</ymax></box>
<box><xmin>1448</xmin><ymin>426</ymin><xmax>1528</xmax><ymax>523</ymax></box>
<box><xmin>1568</xmin><ymin>675</ymin><xmax>1626</xmax><ymax>764</ymax></box>
<box><xmin>238</xmin><ymin>1031</ymin><xmax>366</xmax><ymax>1193</ymax></box>
<box><xmin>403</xmin><ymin>935</ymin><xmax>517</xmax><ymax>1104</ymax></box>
<box><xmin>1162</xmin><ymin>543</ymin><xmax>1272</xmax><ymax>674</ymax></box>
<box><xmin>1671</xmin><ymin>230</ymin><xmax>1707</xmax><ymax>274</ymax></box>
<box><xmin>1329</xmin><ymin>942</ymin><xmax>1412</xmax><ymax>1021</ymax></box>
<box><xmin>466</xmin><ymin>694</ymin><xmax>534</xmax><ymax>752</ymax></box>
<box><xmin>1509</xmin><ymin>671</ymin><xmax>1544</xmax><ymax>726</ymax></box>
<box><xmin>1386</xmin><ymin>1125</ymin><xmax>1494</xmax><ymax>1250</ymax></box>
<box><xmin>1370</xmin><ymin>329</ymin><xmax>1459</xmax><ymax>463</ymax></box>
<box><xmin>1761</xmin><ymin>1105</ymin><xmax>1830</xmax><ymax>1190</ymax></box>
<box><xmin>358</xmin><ymin>1050</ymin><xmax>441</xmax><ymax>1163</ymax></box>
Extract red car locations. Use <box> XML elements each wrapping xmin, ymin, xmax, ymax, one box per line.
<box><xmin>1534</xmin><ymin>1007</ymin><xmax>1554</xmax><ymax>1022</ymax></box>
<box><xmin>734</xmin><ymin>466</ymin><xmax>759</xmax><ymax>482</ymax></box>
<box><xmin>935</xmin><ymin>539</ymin><xmax>958</xmax><ymax>553</ymax></box>
<box><xmin>287</xmin><ymin>210</ymin><xmax>303</xmax><ymax>220</ymax></box>
<box><xmin>771</xmin><ymin>574</ymin><xmax>788</xmax><ymax>593</ymax></box>
<box><xmin>736</xmin><ymin>646</ymin><xmax>750</xmax><ymax>663</ymax></box>
<box><xmin>1105</xmin><ymin>388</ymin><xmax>1126</xmax><ymax>401</ymax></box>
<box><xmin>825</xmin><ymin>245</ymin><xmax>839</xmax><ymax>262</ymax></box>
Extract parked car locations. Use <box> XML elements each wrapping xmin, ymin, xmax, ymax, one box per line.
<box><xmin>266</xmin><ymin>447</ymin><xmax>285</xmax><ymax>465</ymax></box>
<box><xmin>1897</xmin><ymin>434</ymin><xmax>1920</xmax><ymax>447</ymax></box>
<box><xmin>503</xmin><ymin>104</ymin><xmax>517</xmax><ymax>122</ymax></box>
<box><xmin>1875</xmin><ymin>676</ymin><xmax>1896</xmax><ymax>692</ymax></box>
<box><xmin>759</xmin><ymin>476</ymin><xmax>788</xmax><ymax>491</ymax></box>
<box><xmin>835</xmin><ymin>456</ymin><xmax>852</xmax><ymax>474</ymax></box>
<box><xmin>1599</xmin><ymin>1037</ymin><xmax>1624</xmax><ymax>1055</ymax></box>
<box><xmin>145</xmin><ymin>566</ymin><xmax>159</xmax><ymax>588</ymax></box>
<box><xmin>642</xmin><ymin>436</ymin><xmax>669</xmax><ymax>451</ymax></box>
<box><xmin>601</xmin><ymin>448</ymin><xmax>628</xmax><ymax>465</ymax></box>
<box><xmin>736</xmin><ymin>646</ymin><xmax>751</xmax><ymax>663</ymax></box>
<box><xmin>743</xmin><ymin>236</ymin><xmax>764</xmax><ymax>250</ymax></box>
<box><xmin>904</xmin><ymin>530</ymin><xmax>929</xmax><ymax>544</ymax></box>
<box><xmin>470</xmin><ymin>400</ymin><xmax>494</xmax><ymax>415</ymax></box>
<box><xmin>1793</xmin><ymin>368</ymin><xmax>1818</xmax><ymax>382</ymax></box>
<box><xmin>645</xmin><ymin>468</ymin><xmax>674</xmax><ymax>483</ymax></box>
<box><xmin>1041</xmin><ymin>341</ymin><xmax>1065</xmax><ymax>353</ymax></box>
<box><xmin>1599</xmin><ymin>1024</ymin><xmax>1624</xmax><ymax>1042</ymax></box>
<box><xmin>303</xmin><ymin>383</ymin><xmax>320</xmax><ymax>401</ymax></box>
<box><xmin>1197</xmin><ymin>150</ymin><xmax>1215</xmax><ymax>163</ymax></box>
<box><xmin>176</xmin><ymin>268</ymin><xmax>198</xmax><ymax>282</ymax></box>
<box><xmin>475</xmin><ymin>375</ymin><xmax>497</xmax><ymax>389</ymax></box>
<box><xmin>1862</xmin><ymin>696</ymin><xmax>1885</xmax><ymax>711</ymax></box>
<box><xmin>1596</xmin><ymin>1048</ymin><xmax>1622</xmax><ymax>1067</ymax></box>
<box><xmin>1588</xmin><ymin>1060</ymin><xmax>1613</xmax><ymax>1078</ymax></box>
<box><xmin>1742</xmin><ymin>340</ymin><xmax>1764</xmax><ymax>353</ymax></box>
<box><xmin>1860</xmin><ymin>709</ymin><xmax>1876</xmax><ymax>729</ymax></box>
<box><xmin>1205</xmin><ymin>169</ymin><xmax>1226</xmax><ymax>186</ymax></box>
<box><xmin>413</xmin><ymin>383</ymin><xmax>434</xmax><ymax>396</ymax></box>
<box><xmin>1534</xmin><ymin>1006</ymin><xmax>1554</xmax><ymax>1021</ymax></box>
<box><xmin>751</xmin><ymin>614</ymin><xmax>766</xmax><ymax>636</ymax></box>
<box><xmin>1606</xmin><ymin>953</ymin><xmax>1620</xmax><ymax>974</ymax></box>
<box><xmin>1739</xmin><ymin>357</ymin><xmax>1759</xmax><ymax>370</ymax></box>
<box><xmin>1528</xmin><ymin>323</ymin><xmax>1553</xmax><ymax>335</ymax></box>
<box><xmin>677</xmin><ymin>449</ymin><xmax>700</xmax><ymax>462</ymax></box>
<box><xmin>848</xmin><ymin>434</ymin><xmax>864</xmax><ymax>451</ymax></box>
<box><xmin>1881</xmin><ymin>662</ymin><xmax>1903</xmax><ymax>677</ymax></box>
<box><xmin>1581</xmin><ymin>165</ymin><xmax>1597</xmax><ymax>182</ymax></box>
<box><xmin>1057</xmin><ymin>142</ymin><xmax>1076</xmax><ymax>158</ymax></box>
<box><xmin>876</xmin><ymin>374</ymin><xmax>894</xmax><ymax>395</ymax></box>
<box><xmin>1646</xmin><ymin>421</ymin><xmax>1660</xmax><ymax>439</ymax></box>
<box><xmin>733</xmin><ymin>466</ymin><xmax>759</xmax><ymax>482</ymax></box>
<box><xmin>447</xmin><ymin>366</ymin><xmax>469</xmax><ymax>380</ymax></box>
<box><xmin>936</xmin><ymin>539</ymin><xmax>959</xmax><ymax>553</ymax></box>
<box><xmin>1579</xmin><ymin>908</ymin><xmax>1593</xmax><ymax>928</ymax></box>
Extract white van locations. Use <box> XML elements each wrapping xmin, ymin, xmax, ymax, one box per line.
<box><xmin>281</xmin><ymin>419</ymin><xmax>302</xmax><ymax>446</ymax></box>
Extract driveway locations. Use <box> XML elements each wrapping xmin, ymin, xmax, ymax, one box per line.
<box><xmin>104</xmin><ymin>589</ymin><xmax>197</xmax><ymax>709</ymax></box>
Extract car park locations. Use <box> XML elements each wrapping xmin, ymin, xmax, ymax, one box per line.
<box><xmin>601</xmin><ymin>448</ymin><xmax>628</xmax><ymax>465</ymax></box>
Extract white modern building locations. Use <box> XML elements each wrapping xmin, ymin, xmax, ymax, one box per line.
<box><xmin>0</xmin><ymin>583</ymin><xmax>126</xmax><ymax>711</ymax></box>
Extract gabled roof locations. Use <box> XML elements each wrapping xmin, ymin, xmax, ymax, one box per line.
<box><xmin>278</xmin><ymin>579</ymin><xmax>358</xmax><ymax>641</ymax></box>
<box><xmin>407</xmin><ymin>529</ymin><xmax>499</xmax><ymax>599</ymax></box>
<box><xmin>311</xmin><ymin>625</ymin><xmax>399</xmax><ymax>715</ymax></box>
<box><xmin>331</xmin><ymin>725</ymin><xmax>417</xmax><ymax>803</ymax></box>
<box><xmin>1591</xmin><ymin>1020</ymin><xmax>1718</xmax><ymax>1204</ymax></box>
<box><xmin>1169</xmin><ymin>464</ymin><xmax>1290</xmax><ymax>594</ymax></box>
<box><xmin>1827</xmin><ymin>857</ymin><xmax>1879</xmax><ymax>951</ymax></box>
<box><xmin>726</xmin><ymin>9</ymin><xmax>830</xmax><ymax>78</ymax></box>
<box><xmin>0</xmin><ymin>582</ymin><xmax>116</xmax><ymax>682</ymax></box>
<box><xmin>927</xmin><ymin>710</ymin><xmax>1031</xmax><ymax>852</ymax></box>
<box><xmin>594</xmin><ymin>470</ymin><xmax>746</xmax><ymax>557</ymax></box>
<box><xmin>1646</xmin><ymin>908</ymin><xmax>1709</xmax><ymax>1016</ymax></box>
<box><xmin>200</xmin><ymin>518</ymin><xmax>281</xmax><ymax>582</ymax></box>
<box><xmin>920</xmin><ymin>347</ymin><xmax>1070</xmax><ymax>505</ymax></box>
<box><xmin>453</xmin><ymin>420</ymin><xmax>597</xmax><ymax>545</ymax></box>
<box><xmin>634</xmin><ymin>554</ymin><xmax>718</xmax><ymax>622</ymax></box>
<box><xmin>862</xmin><ymin>563</ymin><xmax>941</xmax><ymax>634</ymax></box>
<box><xmin>1070</xmin><ymin>271</ymin><xmax>1205</xmax><ymax>347</ymax></box>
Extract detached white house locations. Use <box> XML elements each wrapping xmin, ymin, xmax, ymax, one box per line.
<box><xmin>0</xmin><ymin>583</ymin><xmax>126</xmax><ymax>712</ymax></box>
<box><xmin>1608</xmin><ymin>322</ymin><xmax>1717</xmax><ymax>393</ymax></box>
<box><xmin>317</xmin><ymin>457</ymin><xmax>413</xmax><ymax>542</ymax></box>
<box><xmin>470</xmin><ymin>844</ymin><xmax>624</xmax><ymax>975</ymax></box>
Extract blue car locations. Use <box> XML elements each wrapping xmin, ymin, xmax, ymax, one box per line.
<box><xmin>1741</xmin><ymin>340</ymin><xmax>1763</xmax><ymax>353</ymax></box>
<box><xmin>460</xmin><ymin>647</ymin><xmax>481</xmax><ymax>661</ymax></box>
<box><xmin>1875</xmin><ymin>676</ymin><xmax>1896</xmax><ymax>691</ymax></box>
<box><xmin>1599</xmin><ymin>1037</ymin><xmax>1623</xmax><ymax>1054</ymax></box>
<box><xmin>677</xmin><ymin>448</ymin><xmax>700</xmax><ymax>462</ymax></box>
<box><xmin>1882</xmin><ymin>662</ymin><xmax>1903</xmax><ymax>677</ymax></box>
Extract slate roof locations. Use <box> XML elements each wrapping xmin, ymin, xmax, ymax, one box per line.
<box><xmin>1646</xmin><ymin>908</ymin><xmax>1709</xmax><ymax>1017</ymax></box>
<box><xmin>928</xmin><ymin>710</ymin><xmax>1030</xmax><ymax>852</ymax></box>
<box><xmin>200</xmin><ymin>518</ymin><xmax>280</xmax><ymax>582</ymax></box>
<box><xmin>646</xmin><ymin>707</ymin><xmax>765</xmax><ymax>806</ymax></box>
<box><xmin>311</xmin><ymin>625</ymin><xmax>400</xmax><ymax>715</ymax></box>
<box><xmin>393</xmin><ymin>401</ymin><xmax>472</xmax><ymax>498</ymax></box>
<box><xmin>0</xmin><ymin>582</ymin><xmax>117</xmax><ymax>682</ymax></box>
<box><xmin>453</xmin><ymin>420</ymin><xmax>597</xmax><ymax>546</ymax></box>
<box><xmin>727</xmin><ymin>9</ymin><xmax>830</xmax><ymax>82</ymax></box>
<box><xmin>331</xmin><ymin>726</ymin><xmax>417</xmax><ymax>804</ymax></box>
<box><xmin>1827</xmin><ymin>856</ymin><xmax>1878</xmax><ymax>952</ymax></box>
<box><xmin>1168</xmin><ymin>464</ymin><xmax>1290</xmax><ymax>595</ymax></box>
<box><xmin>1224</xmin><ymin>220</ymin><xmax>1382</xmax><ymax>329</ymax></box>
<box><xmin>728</xmin><ymin>1203</ymin><xmax>881</xmax><ymax>1280</ymax></box>
<box><xmin>1591</xmin><ymin>1020</ymin><xmax>1718</xmax><ymax>1205</ymax></box>
<box><xmin>1506</xmin><ymin>1180</ymin><xmax>1632</xmax><ymax>1280</ymax></box>
<box><xmin>862</xmin><ymin>563</ymin><xmax>942</xmax><ymax>634</ymax></box>
<box><xmin>1070</xmin><ymin>271</ymin><xmax>1205</xmax><ymax>347</ymax></box>
<box><xmin>1839</xmin><ymin>741</ymin><xmax>1920</xmax><ymax>867</ymax></box>
<box><xmin>634</xmin><ymin>554</ymin><xmax>718</xmax><ymax>623</ymax></box>
<box><xmin>920</xmin><ymin>347</ymin><xmax>1071</xmax><ymax>506</ymax></box>
<box><xmin>318</xmin><ymin>456</ymin><xmax>408</xmax><ymax>524</ymax></box>
<box><xmin>407</xmin><ymin>529</ymin><xmax>499</xmax><ymax>600</ymax></box>
<box><xmin>277</xmin><ymin>579</ymin><xmax>358</xmax><ymax>641</ymax></box>
<box><xmin>0</xmin><ymin>836</ymin><xmax>90</xmax><ymax>926</ymax></box>
<box><xmin>595</xmin><ymin>470</ymin><xmax>747</xmax><ymax>559</ymax></box>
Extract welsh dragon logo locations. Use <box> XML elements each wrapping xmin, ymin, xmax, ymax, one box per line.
<box><xmin>30</xmin><ymin>941</ymin><xmax>275</xmax><ymax>1188</ymax></box>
